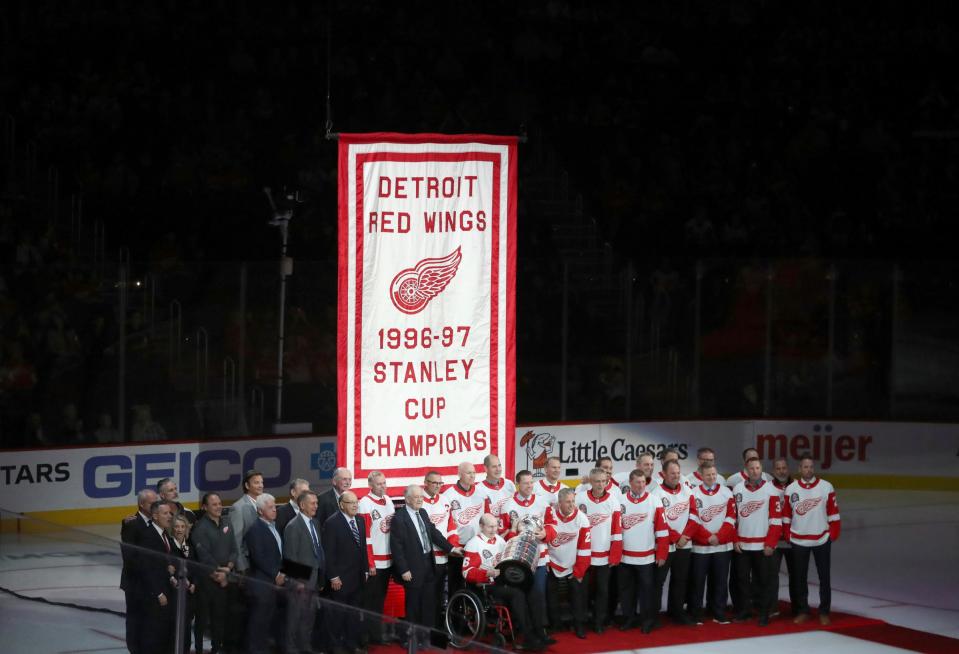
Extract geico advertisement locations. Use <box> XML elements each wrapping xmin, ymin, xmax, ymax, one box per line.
<box><xmin>0</xmin><ymin>436</ymin><xmax>336</xmax><ymax>513</ymax></box>
<box><xmin>515</xmin><ymin>420</ymin><xmax>959</xmax><ymax>479</ymax></box>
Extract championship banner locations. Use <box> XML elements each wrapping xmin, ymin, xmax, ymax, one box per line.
<box><xmin>338</xmin><ymin>133</ymin><xmax>517</xmax><ymax>490</ymax></box>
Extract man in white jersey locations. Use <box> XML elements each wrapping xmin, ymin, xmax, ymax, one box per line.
<box><xmin>421</xmin><ymin>470</ymin><xmax>458</xmax><ymax>625</ymax></box>
<box><xmin>576</xmin><ymin>457</ymin><xmax>622</xmax><ymax>500</ymax></box>
<box><xmin>442</xmin><ymin>461</ymin><xmax>489</xmax><ymax>595</ymax></box>
<box><xmin>357</xmin><ymin>470</ymin><xmax>395</xmax><ymax>644</ymax></box>
<box><xmin>732</xmin><ymin>457</ymin><xmax>781</xmax><ymax>626</ymax></box>
<box><xmin>575</xmin><ymin>467</ymin><xmax>623</xmax><ymax>633</ymax></box>
<box><xmin>544</xmin><ymin>487</ymin><xmax>591</xmax><ymax>638</ymax></box>
<box><xmin>688</xmin><ymin>462</ymin><xmax>736</xmax><ymax>625</ymax></box>
<box><xmin>537</xmin><ymin>456</ymin><xmax>564</xmax><ymax>507</ymax></box>
<box><xmin>685</xmin><ymin>447</ymin><xmax>727</xmax><ymax>488</ymax></box>
<box><xmin>654</xmin><ymin>459</ymin><xmax>698</xmax><ymax>626</ymax></box>
<box><xmin>618</xmin><ymin>470</ymin><xmax>668</xmax><ymax>634</ymax></box>
<box><xmin>477</xmin><ymin>454</ymin><xmax>516</xmax><ymax>520</ymax></box>
<box><xmin>498</xmin><ymin>470</ymin><xmax>556</xmax><ymax>645</ymax></box>
<box><xmin>783</xmin><ymin>455</ymin><xmax>840</xmax><ymax>626</ymax></box>
<box><xmin>769</xmin><ymin>457</ymin><xmax>799</xmax><ymax>616</ymax></box>
<box><xmin>726</xmin><ymin>447</ymin><xmax>771</xmax><ymax>612</ymax></box>
<box><xmin>462</xmin><ymin>514</ymin><xmax>546</xmax><ymax>651</ymax></box>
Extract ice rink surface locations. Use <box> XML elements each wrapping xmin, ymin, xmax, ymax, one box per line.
<box><xmin>1</xmin><ymin>489</ymin><xmax>957</xmax><ymax>653</ymax></box>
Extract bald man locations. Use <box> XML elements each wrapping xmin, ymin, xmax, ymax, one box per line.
<box><xmin>441</xmin><ymin>461</ymin><xmax>489</xmax><ymax>596</ymax></box>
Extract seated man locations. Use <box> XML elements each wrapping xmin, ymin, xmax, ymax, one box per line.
<box><xmin>462</xmin><ymin>513</ymin><xmax>546</xmax><ymax>652</ymax></box>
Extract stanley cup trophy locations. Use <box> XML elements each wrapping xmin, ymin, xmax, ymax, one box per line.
<box><xmin>496</xmin><ymin>515</ymin><xmax>544</xmax><ymax>590</ymax></box>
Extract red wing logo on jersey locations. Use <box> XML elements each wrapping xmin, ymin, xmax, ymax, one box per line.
<box><xmin>389</xmin><ymin>247</ymin><xmax>462</xmax><ymax>314</ymax></box>
<box><xmin>794</xmin><ymin>497</ymin><xmax>823</xmax><ymax>516</ymax></box>
<box><xmin>456</xmin><ymin>503</ymin><xmax>483</xmax><ymax>525</ymax></box>
<box><xmin>379</xmin><ymin>513</ymin><xmax>394</xmax><ymax>533</ymax></box>
<box><xmin>621</xmin><ymin>512</ymin><xmax>649</xmax><ymax>530</ymax></box>
<box><xmin>587</xmin><ymin>513</ymin><xmax>610</xmax><ymax>528</ymax></box>
<box><xmin>490</xmin><ymin>498</ymin><xmax>508</xmax><ymax>516</ymax></box>
<box><xmin>738</xmin><ymin>500</ymin><xmax>766</xmax><ymax>518</ymax></box>
<box><xmin>428</xmin><ymin>512</ymin><xmax>445</xmax><ymax>525</ymax></box>
<box><xmin>664</xmin><ymin>500</ymin><xmax>690</xmax><ymax>521</ymax></box>
<box><xmin>549</xmin><ymin>531</ymin><xmax>577</xmax><ymax>547</ymax></box>
<box><xmin>699</xmin><ymin>503</ymin><xmax>726</xmax><ymax>523</ymax></box>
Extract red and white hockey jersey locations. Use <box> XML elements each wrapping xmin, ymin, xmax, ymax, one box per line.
<box><xmin>543</xmin><ymin>506</ymin><xmax>591</xmax><ymax>579</ymax></box>
<box><xmin>620</xmin><ymin>490</ymin><xmax>669</xmax><ymax>565</ymax></box>
<box><xmin>782</xmin><ymin>477</ymin><xmax>840</xmax><ymax>547</ymax></box>
<box><xmin>688</xmin><ymin>483</ymin><xmax>737</xmax><ymax>554</ymax></box>
<box><xmin>476</xmin><ymin>477</ymin><xmax>516</xmax><ymax>521</ymax></box>
<box><xmin>357</xmin><ymin>493</ymin><xmax>396</xmax><ymax>569</ymax></box>
<box><xmin>771</xmin><ymin>477</ymin><xmax>793</xmax><ymax>549</ymax></box>
<box><xmin>536</xmin><ymin>479</ymin><xmax>564</xmax><ymax>507</ymax></box>
<box><xmin>462</xmin><ymin>533</ymin><xmax>506</xmax><ymax>583</ymax></box>
<box><xmin>656</xmin><ymin>482</ymin><xmax>698</xmax><ymax>551</ymax></box>
<box><xmin>574</xmin><ymin>488</ymin><xmax>623</xmax><ymax>566</ymax></box>
<box><xmin>441</xmin><ymin>483</ymin><xmax>490</xmax><ymax>546</ymax></box>
<box><xmin>576</xmin><ymin>478</ymin><xmax>624</xmax><ymax>503</ymax></box>
<box><xmin>422</xmin><ymin>491</ymin><xmax>457</xmax><ymax>564</ymax></box>
<box><xmin>498</xmin><ymin>493</ymin><xmax>556</xmax><ymax>567</ymax></box>
<box><xmin>685</xmin><ymin>470</ymin><xmax>727</xmax><ymax>489</ymax></box>
<box><xmin>732</xmin><ymin>480</ymin><xmax>782</xmax><ymax>551</ymax></box>
<box><xmin>614</xmin><ymin>472</ymin><xmax>662</xmax><ymax>495</ymax></box>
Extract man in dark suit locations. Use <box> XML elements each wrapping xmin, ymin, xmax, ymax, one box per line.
<box><xmin>134</xmin><ymin>499</ymin><xmax>178</xmax><ymax>654</ymax></box>
<box><xmin>391</xmin><ymin>484</ymin><xmax>462</xmax><ymax>639</ymax></box>
<box><xmin>317</xmin><ymin>467</ymin><xmax>353</xmax><ymax>527</ymax></box>
<box><xmin>244</xmin><ymin>493</ymin><xmax>286</xmax><ymax>654</ymax></box>
<box><xmin>121</xmin><ymin>488</ymin><xmax>157</xmax><ymax>654</ymax></box>
<box><xmin>283</xmin><ymin>490</ymin><xmax>326</xmax><ymax>654</ymax></box>
<box><xmin>277</xmin><ymin>478</ymin><xmax>311</xmax><ymax>536</ymax></box>
<box><xmin>322</xmin><ymin>490</ymin><xmax>368</xmax><ymax>654</ymax></box>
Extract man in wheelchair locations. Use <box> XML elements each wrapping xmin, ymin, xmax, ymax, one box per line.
<box><xmin>459</xmin><ymin>513</ymin><xmax>548</xmax><ymax>651</ymax></box>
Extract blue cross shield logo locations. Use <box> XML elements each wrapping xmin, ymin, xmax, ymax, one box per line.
<box><xmin>310</xmin><ymin>442</ymin><xmax>336</xmax><ymax>479</ymax></box>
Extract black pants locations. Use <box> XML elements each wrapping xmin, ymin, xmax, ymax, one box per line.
<box><xmin>545</xmin><ymin>570</ymin><xmax>587</xmax><ymax>630</ymax></box>
<box><xmin>403</xmin><ymin>554</ymin><xmax>439</xmax><ymax>630</ymax></box>
<box><xmin>655</xmin><ymin>548</ymin><xmax>691</xmax><ymax>618</ymax></box>
<box><xmin>488</xmin><ymin>584</ymin><xmax>536</xmax><ymax>642</ymax></box>
<box><xmin>434</xmin><ymin>562</ymin><xmax>448</xmax><ymax>627</ymax></box>
<box><xmin>224</xmin><ymin>581</ymin><xmax>248</xmax><ymax>652</ymax></box>
<box><xmin>769</xmin><ymin>547</ymin><xmax>801</xmax><ymax>614</ymax></box>
<box><xmin>362</xmin><ymin>566</ymin><xmax>391</xmax><ymax>642</ymax></box>
<box><xmin>329</xmin><ymin>586</ymin><xmax>363</xmax><ymax>650</ymax></box>
<box><xmin>618</xmin><ymin>563</ymin><xmax>656</xmax><ymax>626</ymax></box>
<box><xmin>138</xmin><ymin>596</ymin><xmax>174</xmax><ymax>654</ymax></box>
<box><xmin>792</xmin><ymin>540</ymin><xmax>832</xmax><ymax>615</ymax></box>
<box><xmin>586</xmin><ymin>565</ymin><xmax>612</xmax><ymax>627</ymax></box>
<box><xmin>245</xmin><ymin>583</ymin><xmax>279</xmax><ymax>654</ymax></box>
<box><xmin>447</xmin><ymin>556</ymin><xmax>465</xmax><ymax>597</ymax></box>
<box><xmin>124</xmin><ymin>588</ymin><xmax>143</xmax><ymax>654</ymax></box>
<box><xmin>195</xmin><ymin>579</ymin><xmax>228</xmax><ymax>653</ymax></box>
<box><xmin>690</xmin><ymin>551</ymin><xmax>731</xmax><ymax>619</ymax></box>
<box><xmin>735</xmin><ymin>550</ymin><xmax>776</xmax><ymax>617</ymax></box>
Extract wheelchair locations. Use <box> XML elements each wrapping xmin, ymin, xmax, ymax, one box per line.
<box><xmin>445</xmin><ymin>584</ymin><xmax>516</xmax><ymax>649</ymax></box>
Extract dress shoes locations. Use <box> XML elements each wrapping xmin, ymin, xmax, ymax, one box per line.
<box><xmin>574</xmin><ymin>626</ymin><xmax>586</xmax><ymax>639</ymax></box>
<box><xmin>819</xmin><ymin>613</ymin><xmax>832</xmax><ymax>626</ymax></box>
<box><xmin>593</xmin><ymin>623</ymin><xmax>605</xmax><ymax>635</ymax></box>
<box><xmin>640</xmin><ymin>621</ymin><xmax>654</xmax><ymax>634</ymax></box>
<box><xmin>712</xmin><ymin>613</ymin><xmax>731</xmax><ymax>625</ymax></box>
<box><xmin>758</xmin><ymin>614</ymin><xmax>769</xmax><ymax>626</ymax></box>
<box><xmin>618</xmin><ymin>617</ymin><xmax>638</xmax><ymax>631</ymax></box>
<box><xmin>672</xmin><ymin>612</ymin><xmax>695</xmax><ymax>626</ymax></box>
<box><xmin>793</xmin><ymin>613</ymin><xmax>810</xmax><ymax>625</ymax></box>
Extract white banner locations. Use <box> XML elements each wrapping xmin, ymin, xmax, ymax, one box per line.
<box><xmin>338</xmin><ymin>134</ymin><xmax>518</xmax><ymax>489</ymax></box>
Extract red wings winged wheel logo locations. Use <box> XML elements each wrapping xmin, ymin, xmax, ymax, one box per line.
<box><xmin>389</xmin><ymin>247</ymin><xmax>463</xmax><ymax>314</ymax></box>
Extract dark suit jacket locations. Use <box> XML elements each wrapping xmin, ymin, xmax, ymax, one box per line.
<box><xmin>283</xmin><ymin>515</ymin><xmax>326</xmax><ymax>587</ymax></box>
<box><xmin>390</xmin><ymin>507</ymin><xmax>453</xmax><ymax>588</ymax></box>
<box><xmin>322</xmin><ymin>511</ymin><xmax>368</xmax><ymax>595</ymax></box>
<box><xmin>245</xmin><ymin>519</ymin><xmax>283</xmax><ymax>586</ymax></box>
<box><xmin>135</xmin><ymin>525</ymin><xmax>176</xmax><ymax>599</ymax></box>
<box><xmin>316</xmin><ymin>489</ymin><xmax>340</xmax><ymax>528</ymax></box>
<box><xmin>275</xmin><ymin>502</ymin><xmax>298</xmax><ymax>537</ymax></box>
<box><xmin>120</xmin><ymin>512</ymin><xmax>151</xmax><ymax>591</ymax></box>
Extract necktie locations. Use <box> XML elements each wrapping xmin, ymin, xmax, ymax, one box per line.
<box><xmin>161</xmin><ymin>532</ymin><xmax>170</xmax><ymax>553</ymax></box>
<box><xmin>349</xmin><ymin>518</ymin><xmax>360</xmax><ymax>546</ymax></box>
<box><xmin>416</xmin><ymin>512</ymin><xmax>430</xmax><ymax>554</ymax></box>
<box><xmin>308</xmin><ymin>520</ymin><xmax>320</xmax><ymax>560</ymax></box>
